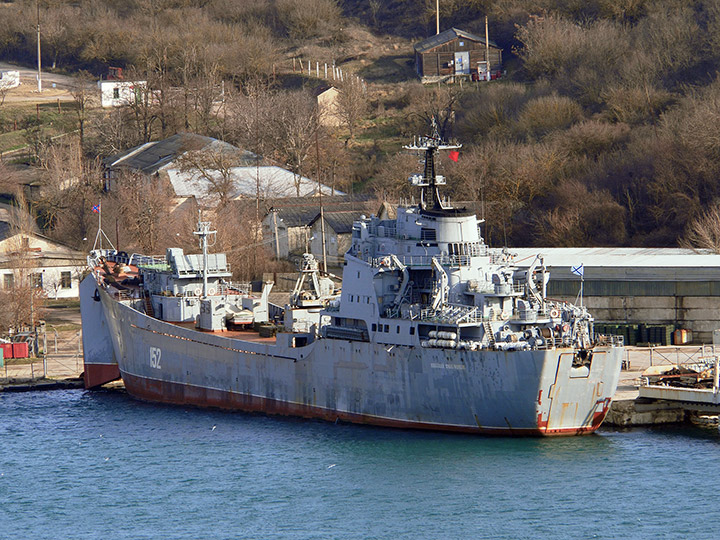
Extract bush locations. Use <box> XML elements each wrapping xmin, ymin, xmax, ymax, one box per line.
<box><xmin>516</xmin><ymin>94</ymin><xmax>583</xmax><ymax>139</ymax></box>
<box><xmin>456</xmin><ymin>83</ymin><xmax>532</xmax><ymax>143</ymax></box>
<box><xmin>602</xmin><ymin>84</ymin><xmax>675</xmax><ymax>125</ymax></box>
<box><xmin>557</xmin><ymin>120</ymin><xmax>631</xmax><ymax>159</ymax></box>
<box><xmin>276</xmin><ymin>0</ymin><xmax>342</xmax><ymax>40</ymax></box>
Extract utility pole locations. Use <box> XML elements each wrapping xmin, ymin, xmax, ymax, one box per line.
<box><xmin>315</xmin><ymin>129</ymin><xmax>327</xmax><ymax>273</ymax></box>
<box><xmin>436</xmin><ymin>0</ymin><xmax>440</xmax><ymax>34</ymax></box>
<box><xmin>485</xmin><ymin>15</ymin><xmax>491</xmax><ymax>80</ymax></box>
<box><xmin>272</xmin><ymin>210</ymin><xmax>280</xmax><ymax>259</ymax></box>
<box><xmin>36</xmin><ymin>1</ymin><xmax>42</xmax><ymax>93</ymax></box>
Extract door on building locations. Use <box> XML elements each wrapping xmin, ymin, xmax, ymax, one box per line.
<box><xmin>454</xmin><ymin>52</ymin><xmax>470</xmax><ymax>75</ymax></box>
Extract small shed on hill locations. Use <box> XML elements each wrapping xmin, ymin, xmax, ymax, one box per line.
<box><xmin>315</xmin><ymin>85</ymin><xmax>341</xmax><ymax>128</ymax></box>
<box><xmin>414</xmin><ymin>27</ymin><xmax>502</xmax><ymax>82</ymax></box>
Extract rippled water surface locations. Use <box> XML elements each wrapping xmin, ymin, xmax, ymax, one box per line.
<box><xmin>2</xmin><ymin>389</ymin><xmax>719</xmax><ymax>539</ymax></box>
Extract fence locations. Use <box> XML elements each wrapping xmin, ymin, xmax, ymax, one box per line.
<box><xmin>290</xmin><ymin>58</ymin><xmax>367</xmax><ymax>91</ymax></box>
<box><xmin>1</xmin><ymin>331</ymin><xmax>83</xmax><ymax>381</ymax></box>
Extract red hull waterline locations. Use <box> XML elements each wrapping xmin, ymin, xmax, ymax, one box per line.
<box><xmin>121</xmin><ymin>372</ymin><xmax>609</xmax><ymax>437</ymax></box>
<box><xmin>84</xmin><ymin>363</ymin><xmax>121</xmax><ymax>389</ymax></box>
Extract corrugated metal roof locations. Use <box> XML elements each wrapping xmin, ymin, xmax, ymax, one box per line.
<box><xmin>268</xmin><ymin>196</ymin><xmax>377</xmax><ymax>228</ymax></box>
<box><xmin>511</xmin><ymin>247</ymin><xmax>720</xmax><ymax>281</ymax></box>
<box><xmin>414</xmin><ymin>27</ymin><xmax>500</xmax><ymax>53</ymax></box>
<box><xmin>104</xmin><ymin>133</ymin><xmax>256</xmax><ymax>175</ymax></box>
<box><xmin>309</xmin><ymin>210</ymin><xmax>360</xmax><ymax>234</ymax></box>
<box><xmin>165</xmin><ymin>165</ymin><xmax>342</xmax><ymax>202</ymax></box>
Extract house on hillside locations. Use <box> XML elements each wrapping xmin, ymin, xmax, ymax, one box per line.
<box><xmin>0</xmin><ymin>205</ymin><xmax>86</xmax><ymax>299</ymax></box>
<box><xmin>414</xmin><ymin>27</ymin><xmax>502</xmax><ymax>82</ymax></box>
<box><xmin>104</xmin><ymin>133</ymin><xmax>336</xmax><ymax>205</ymax></box>
<box><xmin>97</xmin><ymin>67</ymin><xmax>146</xmax><ymax>108</ymax></box>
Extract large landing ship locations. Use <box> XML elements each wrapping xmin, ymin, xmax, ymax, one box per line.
<box><xmin>81</xmin><ymin>129</ymin><xmax>623</xmax><ymax>435</ymax></box>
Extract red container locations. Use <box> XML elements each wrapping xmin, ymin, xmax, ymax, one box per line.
<box><xmin>12</xmin><ymin>342</ymin><xmax>28</xmax><ymax>359</ymax></box>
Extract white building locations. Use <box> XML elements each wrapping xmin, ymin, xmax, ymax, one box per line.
<box><xmin>0</xmin><ymin>206</ymin><xmax>86</xmax><ymax>299</ymax></box>
<box><xmin>97</xmin><ymin>79</ymin><xmax>145</xmax><ymax>108</ymax></box>
<box><xmin>513</xmin><ymin>247</ymin><xmax>720</xmax><ymax>343</ymax></box>
<box><xmin>104</xmin><ymin>133</ymin><xmax>340</xmax><ymax>205</ymax></box>
<box><xmin>0</xmin><ymin>70</ymin><xmax>20</xmax><ymax>89</ymax></box>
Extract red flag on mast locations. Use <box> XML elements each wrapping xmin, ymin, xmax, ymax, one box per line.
<box><xmin>448</xmin><ymin>150</ymin><xmax>459</xmax><ymax>162</ymax></box>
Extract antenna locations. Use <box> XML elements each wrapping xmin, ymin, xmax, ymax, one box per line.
<box><xmin>403</xmin><ymin>117</ymin><xmax>461</xmax><ymax>210</ymax></box>
<box><xmin>91</xmin><ymin>201</ymin><xmax>115</xmax><ymax>251</ymax></box>
<box><xmin>193</xmin><ymin>212</ymin><xmax>217</xmax><ymax>298</ymax></box>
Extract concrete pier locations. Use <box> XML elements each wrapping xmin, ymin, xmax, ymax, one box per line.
<box><xmin>605</xmin><ymin>346</ymin><xmax>713</xmax><ymax>427</ymax></box>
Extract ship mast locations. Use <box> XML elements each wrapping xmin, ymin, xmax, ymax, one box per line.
<box><xmin>193</xmin><ymin>217</ymin><xmax>216</xmax><ymax>298</ymax></box>
<box><xmin>404</xmin><ymin>119</ymin><xmax>461</xmax><ymax>211</ymax></box>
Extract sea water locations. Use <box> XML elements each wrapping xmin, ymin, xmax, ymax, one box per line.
<box><xmin>1</xmin><ymin>389</ymin><xmax>719</xmax><ymax>540</ymax></box>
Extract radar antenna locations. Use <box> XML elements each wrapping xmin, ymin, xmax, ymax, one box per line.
<box><xmin>403</xmin><ymin>118</ymin><xmax>461</xmax><ymax>210</ymax></box>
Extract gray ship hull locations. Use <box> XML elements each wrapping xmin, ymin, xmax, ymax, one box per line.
<box><xmin>90</xmin><ymin>282</ymin><xmax>622</xmax><ymax>436</ymax></box>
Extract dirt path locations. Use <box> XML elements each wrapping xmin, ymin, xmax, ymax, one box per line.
<box><xmin>1</xmin><ymin>61</ymin><xmax>77</xmax><ymax>104</ymax></box>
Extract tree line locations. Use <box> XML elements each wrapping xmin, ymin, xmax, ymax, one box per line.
<box><xmin>3</xmin><ymin>0</ymin><xmax>720</xmax><ymax>261</ymax></box>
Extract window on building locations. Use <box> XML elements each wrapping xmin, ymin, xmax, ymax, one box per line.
<box><xmin>31</xmin><ymin>273</ymin><xmax>43</xmax><ymax>289</ymax></box>
<box><xmin>371</xmin><ymin>323</ymin><xmax>377</xmax><ymax>332</ymax></box>
<box><xmin>61</xmin><ymin>271</ymin><xmax>72</xmax><ymax>289</ymax></box>
<box><xmin>113</xmin><ymin>87</ymin><xmax>120</xmax><ymax>99</ymax></box>
<box><xmin>4</xmin><ymin>274</ymin><xmax>14</xmax><ymax>289</ymax></box>
<box><xmin>410</xmin><ymin>327</ymin><xmax>415</xmax><ymax>335</ymax></box>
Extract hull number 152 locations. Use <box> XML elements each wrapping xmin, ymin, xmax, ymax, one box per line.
<box><xmin>150</xmin><ymin>347</ymin><xmax>162</xmax><ymax>369</ymax></box>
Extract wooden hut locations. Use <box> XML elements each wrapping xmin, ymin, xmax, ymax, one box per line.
<box><xmin>414</xmin><ymin>27</ymin><xmax>502</xmax><ymax>83</ymax></box>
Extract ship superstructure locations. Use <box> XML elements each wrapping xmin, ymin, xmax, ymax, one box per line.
<box><xmin>81</xmin><ymin>128</ymin><xmax>623</xmax><ymax>435</ymax></box>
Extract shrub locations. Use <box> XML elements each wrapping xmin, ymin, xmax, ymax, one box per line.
<box><xmin>276</xmin><ymin>0</ymin><xmax>342</xmax><ymax>40</ymax></box>
<box><xmin>456</xmin><ymin>83</ymin><xmax>531</xmax><ymax>143</ymax></box>
<box><xmin>516</xmin><ymin>94</ymin><xmax>583</xmax><ymax>139</ymax></box>
<box><xmin>602</xmin><ymin>84</ymin><xmax>675</xmax><ymax>125</ymax></box>
<box><xmin>557</xmin><ymin>120</ymin><xmax>631</xmax><ymax>159</ymax></box>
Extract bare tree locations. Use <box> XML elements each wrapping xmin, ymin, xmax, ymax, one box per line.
<box><xmin>0</xmin><ymin>191</ymin><xmax>46</xmax><ymax>332</ymax></box>
<box><xmin>176</xmin><ymin>146</ymin><xmax>246</xmax><ymax>208</ymax></box>
<box><xmin>125</xmin><ymin>65</ymin><xmax>159</xmax><ymax>144</ymax></box>
<box><xmin>70</xmin><ymin>71</ymin><xmax>97</xmax><ymax>154</ymax></box>
<box><xmin>110</xmin><ymin>170</ymin><xmax>174</xmax><ymax>253</ymax></box>
<box><xmin>0</xmin><ymin>84</ymin><xmax>9</xmax><ymax>109</ymax></box>
<box><xmin>269</xmin><ymin>90</ymin><xmax>320</xmax><ymax>196</ymax></box>
<box><xmin>35</xmin><ymin>140</ymin><xmax>104</xmax><ymax>248</ymax></box>
<box><xmin>404</xmin><ymin>84</ymin><xmax>460</xmax><ymax>140</ymax></box>
<box><xmin>336</xmin><ymin>78</ymin><xmax>368</xmax><ymax>144</ymax></box>
<box><xmin>683</xmin><ymin>204</ymin><xmax>720</xmax><ymax>253</ymax></box>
